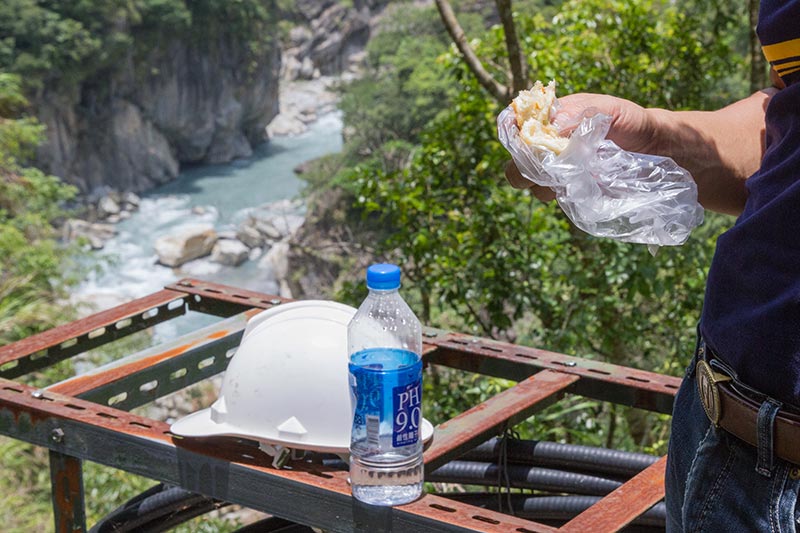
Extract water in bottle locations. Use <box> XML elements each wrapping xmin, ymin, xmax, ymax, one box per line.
<box><xmin>348</xmin><ymin>263</ymin><xmax>423</xmax><ymax>506</ymax></box>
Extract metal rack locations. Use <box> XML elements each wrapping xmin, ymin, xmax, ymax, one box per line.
<box><xmin>0</xmin><ymin>279</ymin><xmax>676</xmax><ymax>532</ymax></box>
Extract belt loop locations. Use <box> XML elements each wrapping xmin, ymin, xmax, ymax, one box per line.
<box><xmin>756</xmin><ymin>398</ymin><xmax>783</xmax><ymax>477</ymax></box>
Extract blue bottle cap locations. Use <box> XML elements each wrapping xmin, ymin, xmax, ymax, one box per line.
<box><xmin>366</xmin><ymin>263</ymin><xmax>401</xmax><ymax>290</ymax></box>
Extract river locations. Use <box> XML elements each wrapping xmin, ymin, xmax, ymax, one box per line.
<box><xmin>76</xmin><ymin>111</ymin><xmax>343</xmax><ymax>340</ymax></box>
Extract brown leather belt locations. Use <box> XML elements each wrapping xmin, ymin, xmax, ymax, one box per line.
<box><xmin>696</xmin><ymin>356</ymin><xmax>800</xmax><ymax>466</ymax></box>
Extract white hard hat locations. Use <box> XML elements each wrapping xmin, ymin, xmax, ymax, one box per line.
<box><xmin>171</xmin><ymin>300</ymin><xmax>433</xmax><ymax>467</ymax></box>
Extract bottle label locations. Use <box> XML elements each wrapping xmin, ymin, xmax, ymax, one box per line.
<box><xmin>392</xmin><ymin>378</ymin><xmax>421</xmax><ymax>447</ymax></box>
<box><xmin>349</xmin><ymin>348</ymin><xmax>422</xmax><ymax>454</ymax></box>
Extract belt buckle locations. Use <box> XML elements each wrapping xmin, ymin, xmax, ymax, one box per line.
<box><xmin>697</xmin><ymin>359</ymin><xmax>732</xmax><ymax>426</ymax></box>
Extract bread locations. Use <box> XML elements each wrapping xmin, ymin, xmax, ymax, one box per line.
<box><xmin>511</xmin><ymin>80</ymin><xmax>569</xmax><ymax>155</ymax></box>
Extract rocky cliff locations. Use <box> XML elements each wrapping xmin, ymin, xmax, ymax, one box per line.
<box><xmin>35</xmin><ymin>33</ymin><xmax>281</xmax><ymax>197</ymax></box>
<box><xmin>281</xmin><ymin>0</ymin><xmax>390</xmax><ymax>81</ymax></box>
<box><xmin>31</xmin><ymin>0</ymin><xmax>396</xmax><ymax>199</ymax></box>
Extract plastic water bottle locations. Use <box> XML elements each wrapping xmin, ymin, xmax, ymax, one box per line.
<box><xmin>348</xmin><ymin>263</ymin><xmax>423</xmax><ymax>506</ymax></box>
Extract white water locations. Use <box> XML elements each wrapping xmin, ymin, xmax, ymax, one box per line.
<box><xmin>76</xmin><ymin>112</ymin><xmax>343</xmax><ymax>339</ymax></box>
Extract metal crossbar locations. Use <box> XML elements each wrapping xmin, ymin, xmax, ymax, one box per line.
<box><xmin>0</xmin><ymin>278</ymin><xmax>677</xmax><ymax>532</ymax></box>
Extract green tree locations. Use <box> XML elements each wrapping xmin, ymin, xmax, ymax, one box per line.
<box><xmin>0</xmin><ymin>0</ymin><xmax>274</xmax><ymax>90</ymax></box>
<box><xmin>0</xmin><ymin>72</ymin><xmax>79</xmax><ymax>343</ymax></box>
<box><xmin>332</xmin><ymin>0</ymin><xmax>749</xmax><ymax>448</ymax></box>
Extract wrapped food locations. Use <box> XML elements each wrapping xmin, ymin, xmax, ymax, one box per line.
<box><xmin>498</xmin><ymin>81</ymin><xmax>704</xmax><ymax>248</ymax></box>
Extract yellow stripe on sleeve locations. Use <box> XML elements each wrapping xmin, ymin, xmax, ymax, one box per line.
<box><xmin>762</xmin><ymin>38</ymin><xmax>800</xmax><ymax>64</ymax></box>
<box><xmin>778</xmin><ymin>64</ymin><xmax>800</xmax><ymax>77</ymax></box>
<box><xmin>776</xmin><ymin>59</ymin><xmax>800</xmax><ymax>73</ymax></box>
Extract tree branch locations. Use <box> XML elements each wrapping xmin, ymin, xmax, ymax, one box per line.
<box><xmin>748</xmin><ymin>0</ymin><xmax>767</xmax><ymax>91</ymax></box>
<box><xmin>495</xmin><ymin>0</ymin><xmax>528</xmax><ymax>95</ymax></box>
<box><xmin>433</xmin><ymin>0</ymin><xmax>510</xmax><ymax>104</ymax></box>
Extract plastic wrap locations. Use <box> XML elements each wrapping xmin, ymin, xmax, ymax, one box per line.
<box><xmin>497</xmin><ymin>106</ymin><xmax>704</xmax><ymax>248</ymax></box>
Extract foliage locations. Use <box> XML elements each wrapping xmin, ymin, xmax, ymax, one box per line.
<box><xmin>326</xmin><ymin>0</ymin><xmax>749</xmax><ymax>449</ymax></box>
<box><xmin>0</xmin><ymin>1</ymin><xmax>276</xmax><ymax>527</ymax></box>
<box><xmin>0</xmin><ymin>73</ymin><xmax>79</xmax><ymax>344</ymax></box>
<box><xmin>336</xmin><ymin>2</ymin><xmax>478</xmax><ymax>159</ymax></box>
<box><xmin>0</xmin><ymin>73</ymin><xmax>79</xmax><ymax>531</ymax></box>
<box><xmin>0</xmin><ymin>0</ymin><xmax>275</xmax><ymax>89</ymax></box>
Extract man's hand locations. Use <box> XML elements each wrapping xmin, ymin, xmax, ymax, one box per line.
<box><xmin>504</xmin><ymin>93</ymin><xmax>656</xmax><ymax>200</ymax></box>
<box><xmin>505</xmin><ymin>89</ymin><xmax>777</xmax><ymax>216</ymax></box>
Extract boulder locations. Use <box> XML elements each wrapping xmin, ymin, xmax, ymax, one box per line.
<box><xmin>289</xmin><ymin>26</ymin><xmax>313</xmax><ymax>48</ymax></box>
<box><xmin>299</xmin><ymin>57</ymin><xmax>315</xmax><ymax>80</ymax></box>
<box><xmin>236</xmin><ymin>224</ymin><xmax>264</xmax><ymax>248</ymax></box>
<box><xmin>62</xmin><ymin>219</ymin><xmax>118</xmax><ymax>249</ymax></box>
<box><xmin>122</xmin><ymin>191</ymin><xmax>141</xmax><ymax>210</ymax></box>
<box><xmin>259</xmin><ymin>241</ymin><xmax>293</xmax><ymax>298</ymax></box>
<box><xmin>154</xmin><ymin>224</ymin><xmax>217</xmax><ymax>267</ymax></box>
<box><xmin>248</xmin><ymin>200</ymin><xmax>306</xmax><ymax>241</ymax></box>
<box><xmin>254</xmin><ymin>219</ymin><xmax>285</xmax><ymax>241</ymax></box>
<box><xmin>266</xmin><ymin>114</ymin><xmax>307</xmax><ymax>137</ymax></box>
<box><xmin>216</xmin><ymin>229</ymin><xmax>238</xmax><ymax>241</ymax></box>
<box><xmin>211</xmin><ymin>239</ymin><xmax>250</xmax><ymax>266</ymax></box>
<box><xmin>283</xmin><ymin>54</ymin><xmax>303</xmax><ymax>81</ymax></box>
<box><xmin>98</xmin><ymin>195</ymin><xmax>121</xmax><ymax>218</ymax></box>
<box><xmin>249</xmin><ymin>247</ymin><xmax>263</xmax><ymax>261</ymax></box>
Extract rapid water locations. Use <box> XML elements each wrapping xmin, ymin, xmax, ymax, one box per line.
<box><xmin>76</xmin><ymin>112</ymin><xmax>343</xmax><ymax>339</ymax></box>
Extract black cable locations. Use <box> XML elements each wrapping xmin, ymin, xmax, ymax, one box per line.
<box><xmin>461</xmin><ymin>437</ymin><xmax>658</xmax><ymax>478</ymax></box>
<box><xmin>89</xmin><ymin>483</ymin><xmax>227</xmax><ymax>533</ymax></box>
<box><xmin>443</xmin><ymin>493</ymin><xmax>666</xmax><ymax>528</ymax></box>
<box><xmin>428</xmin><ymin>460</ymin><xmax>622</xmax><ymax>496</ymax></box>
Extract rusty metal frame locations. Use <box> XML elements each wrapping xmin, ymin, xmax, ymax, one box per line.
<box><xmin>0</xmin><ymin>278</ymin><xmax>677</xmax><ymax>532</ymax></box>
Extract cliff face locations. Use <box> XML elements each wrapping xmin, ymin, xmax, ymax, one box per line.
<box><xmin>281</xmin><ymin>0</ymin><xmax>391</xmax><ymax>81</ymax></box>
<box><xmin>36</xmin><ymin>33</ymin><xmax>280</xmax><ymax>197</ymax></box>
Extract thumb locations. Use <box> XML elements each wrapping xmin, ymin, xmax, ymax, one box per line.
<box><xmin>552</xmin><ymin>105</ymin><xmax>597</xmax><ymax>136</ymax></box>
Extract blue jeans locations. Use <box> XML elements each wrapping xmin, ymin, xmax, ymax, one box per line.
<box><xmin>666</xmin><ymin>341</ymin><xmax>800</xmax><ymax>531</ymax></box>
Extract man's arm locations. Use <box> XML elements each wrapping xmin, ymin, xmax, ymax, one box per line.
<box><xmin>506</xmin><ymin>89</ymin><xmax>777</xmax><ymax>216</ymax></box>
<box><xmin>649</xmin><ymin>89</ymin><xmax>776</xmax><ymax>216</ymax></box>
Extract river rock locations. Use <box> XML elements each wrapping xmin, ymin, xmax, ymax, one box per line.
<box><xmin>254</xmin><ymin>219</ymin><xmax>284</xmax><ymax>241</ymax></box>
<box><xmin>97</xmin><ymin>195</ymin><xmax>121</xmax><ymax>218</ymax></box>
<box><xmin>122</xmin><ymin>192</ymin><xmax>141</xmax><ymax>210</ymax></box>
<box><xmin>266</xmin><ymin>114</ymin><xmax>307</xmax><ymax>137</ymax></box>
<box><xmin>282</xmin><ymin>54</ymin><xmax>303</xmax><ymax>82</ymax></box>
<box><xmin>175</xmin><ymin>257</ymin><xmax>222</xmax><ymax>277</ymax></box>
<box><xmin>216</xmin><ymin>230</ymin><xmax>238</xmax><ymax>241</ymax></box>
<box><xmin>62</xmin><ymin>219</ymin><xmax>118</xmax><ymax>250</ymax></box>
<box><xmin>259</xmin><ymin>241</ymin><xmax>293</xmax><ymax>298</ymax></box>
<box><xmin>298</xmin><ymin>57</ymin><xmax>315</xmax><ymax>80</ymax></box>
<box><xmin>154</xmin><ymin>224</ymin><xmax>218</xmax><ymax>267</ymax></box>
<box><xmin>289</xmin><ymin>26</ymin><xmax>313</xmax><ymax>48</ymax></box>
<box><xmin>211</xmin><ymin>239</ymin><xmax>250</xmax><ymax>266</ymax></box>
<box><xmin>236</xmin><ymin>225</ymin><xmax>264</xmax><ymax>249</ymax></box>
<box><xmin>249</xmin><ymin>247</ymin><xmax>263</xmax><ymax>261</ymax></box>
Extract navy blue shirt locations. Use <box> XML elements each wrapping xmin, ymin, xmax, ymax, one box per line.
<box><xmin>701</xmin><ymin>0</ymin><xmax>800</xmax><ymax>406</ymax></box>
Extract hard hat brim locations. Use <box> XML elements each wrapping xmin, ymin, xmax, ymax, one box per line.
<box><xmin>170</xmin><ymin>300</ymin><xmax>435</xmax><ymax>454</ymax></box>
<box><xmin>171</xmin><ymin>409</ymin><xmax>434</xmax><ymax>453</ymax></box>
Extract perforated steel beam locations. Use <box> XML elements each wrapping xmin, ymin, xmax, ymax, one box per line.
<box><xmin>424</xmin><ymin>331</ymin><xmax>680</xmax><ymax>414</ymax></box>
<box><xmin>424</xmin><ymin>370</ymin><xmax>580</xmax><ymax>473</ymax></box>
<box><xmin>0</xmin><ymin>290</ymin><xmax>187</xmax><ymax>379</ymax></box>
<box><xmin>45</xmin><ymin>310</ymin><xmax>259</xmax><ymax>410</ymax></box>
<box><xmin>0</xmin><ymin>280</ymin><xmax>673</xmax><ymax>532</ymax></box>
<box><xmin>0</xmin><ymin>378</ymin><xmax>559</xmax><ymax>533</ymax></box>
<box><xmin>166</xmin><ymin>279</ymin><xmax>290</xmax><ymax>316</ymax></box>
<box><xmin>560</xmin><ymin>455</ymin><xmax>667</xmax><ymax>532</ymax></box>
